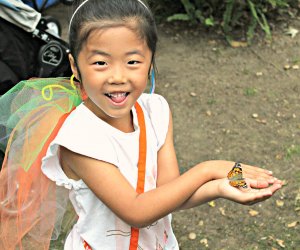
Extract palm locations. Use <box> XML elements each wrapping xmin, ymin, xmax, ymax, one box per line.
<box><xmin>219</xmin><ymin>178</ymin><xmax>281</xmax><ymax>205</ymax></box>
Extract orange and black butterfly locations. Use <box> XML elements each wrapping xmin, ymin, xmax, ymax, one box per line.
<box><xmin>227</xmin><ymin>163</ymin><xmax>248</xmax><ymax>189</ymax></box>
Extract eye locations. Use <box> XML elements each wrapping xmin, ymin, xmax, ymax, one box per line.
<box><xmin>128</xmin><ymin>60</ymin><xmax>140</xmax><ymax>65</ymax></box>
<box><xmin>94</xmin><ymin>61</ymin><xmax>107</xmax><ymax>66</ymax></box>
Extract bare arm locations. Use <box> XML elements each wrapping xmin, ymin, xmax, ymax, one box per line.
<box><xmin>60</xmin><ymin>147</ymin><xmax>214</xmax><ymax>228</ymax></box>
<box><xmin>60</xmin><ymin>109</ymin><xmax>281</xmax><ymax>228</ymax></box>
<box><xmin>176</xmin><ymin>177</ymin><xmax>282</xmax><ymax>210</ymax></box>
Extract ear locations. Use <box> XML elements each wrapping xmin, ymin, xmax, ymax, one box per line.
<box><xmin>68</xmin><ymin>54</ymin><xmax>79</xmax><ymax>80</ymax></box>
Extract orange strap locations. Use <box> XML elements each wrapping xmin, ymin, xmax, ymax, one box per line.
<box><xmin>84</xmin><ymin>103</ymin><xmax>147</xmax><ymax>250</ymax></box>
<box><xmin>129</xmin><ymin>102</ymin><xmax>147</xmax><ymax>250</ymax></box>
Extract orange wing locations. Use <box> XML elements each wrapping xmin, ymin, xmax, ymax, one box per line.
<box><xmin>227</xmin><ymin>163</ymin><xmax>248</xmax><ymax>189</ymax></box>
<box><xmin>229</xmin><ymin>179</ymin><xmax>248</xmax><ymax>188</ymax></box>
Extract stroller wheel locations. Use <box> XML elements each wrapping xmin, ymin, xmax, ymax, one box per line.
<box><xmin>41</xmin><ymin>16</ymin><xmax>62</xmax><ymax>37</ymax></box>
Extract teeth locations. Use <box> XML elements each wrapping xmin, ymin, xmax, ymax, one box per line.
<box><xmin>107</xmin><ymin>93</ymin><xmax>127</xmax><ymax>98</ymax></box>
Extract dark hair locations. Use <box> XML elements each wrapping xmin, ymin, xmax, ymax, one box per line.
<box><xmin>69</xmin><ymin>0</ymin><xmax>157</xmax><ymax>65</ymax></box>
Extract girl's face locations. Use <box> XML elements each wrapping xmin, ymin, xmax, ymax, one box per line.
<box><xmin>70</xmin><ymin>25</ymin><xmax>152</xmax><ymax>128</ymax></box>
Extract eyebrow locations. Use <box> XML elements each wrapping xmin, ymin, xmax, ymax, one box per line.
<box><xmin>126</xmin><ymin>50</ymin><xmax>145</xmax><ymax>58</ymax></box>
<box><xmin>89</xmin><ymin>50</ymin><xmax>110</xmax><ymax>58</ymax></box>
<box><xmin>88</xmin><ymin>49</ymin><xmax>145</xmax><ymax>58</ymax></box>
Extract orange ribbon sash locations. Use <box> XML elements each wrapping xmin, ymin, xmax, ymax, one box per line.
<box><xmin>84</xmin><ymin>102</ymin><xmax>147</xmax><ymax>250</ymax></box>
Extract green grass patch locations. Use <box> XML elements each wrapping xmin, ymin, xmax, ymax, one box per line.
<box><xmin>285</xmin><ymin>144</ymin><xmax>300</xmax><ymax>160</ymax></box>
<box><xmin>244</xmin><ymin>87</ymin><xmax>258</xmax><ymax>96</ymax></box>
<box><xmin>207</xmin><ymin>99</ymin><xmax>217</xmax><ymax>105</ymax></box>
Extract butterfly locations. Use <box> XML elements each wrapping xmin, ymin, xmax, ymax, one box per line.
<box><xmin>227</xmin><ymin>163</ymin><xmax>248</xmax><ymax>189</ymax></box>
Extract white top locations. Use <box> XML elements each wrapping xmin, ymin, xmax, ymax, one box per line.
<box><xmin>42</xmin><ymin>94</ymin><xmax>179</xmax><ymax>250</ymax></box>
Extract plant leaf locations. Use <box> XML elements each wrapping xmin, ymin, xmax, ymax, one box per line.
<box><xmin>205</xmin><ymin>17</ymin><xmax>215</xmax><ymax>26</ymax></box>
<box><xmin>167</xmin><ymin>13</ymin><xmax>191</xmax><ymax>22</ymax></box>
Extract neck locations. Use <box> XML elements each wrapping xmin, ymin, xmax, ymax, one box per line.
<box><xmin>108</xmin><ymin>112</ymin><xmax>134</xmax><ymax>133</ymax></box>
<box><xmin>84</xmin><ymin>100</ymin><xmax>134</xmax><ymax>133</ymax></box>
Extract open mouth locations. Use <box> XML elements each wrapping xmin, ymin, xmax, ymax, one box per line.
<box><xmin>105</xmin><ymin>92</ymin><xmax>130</xmax><ymax>104</ymax></box>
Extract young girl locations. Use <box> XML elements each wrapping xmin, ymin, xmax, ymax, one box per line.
<box><xmin>0</xmin><ymin>0</ymin><xmax>282</xmax><ymax>249</ymax></box>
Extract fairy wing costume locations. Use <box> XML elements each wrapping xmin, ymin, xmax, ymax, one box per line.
<box><xmin>0</xmin><ymin>77</ymin><xmax>82</xmax><ymax>249</ymax></box>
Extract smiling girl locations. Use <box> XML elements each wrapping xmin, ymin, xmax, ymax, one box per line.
<box><xmin>0</xmin><ymin>0</ymin><xmax>282</xmax><ymax>249</ymax></box>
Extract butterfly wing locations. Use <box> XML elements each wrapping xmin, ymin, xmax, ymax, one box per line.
<box><xmin>227</xmin><ymin>165</ymin><xmax>243</xmax><ymax>180</ymax></box>
<box><xmin>227</xmin><ymin>163</ymin><xmax>248</xmax><ymax>189</ymax></box>
<box><xmin>229</xmin><ymin>179</ymin><xmax>248</xmax><ymax>188</ymax></box>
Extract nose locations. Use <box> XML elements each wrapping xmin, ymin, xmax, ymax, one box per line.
<box><xmin>108</xmin><ymin>65</ymin><xmax>127</xmax><ymax>85</ymax></box>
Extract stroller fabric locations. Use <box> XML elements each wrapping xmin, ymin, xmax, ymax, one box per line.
<box><xmin>23</xmin><ymin>0</ymin><xmax>60</xmax><ymax>11</ymax></box>
<box><xmin>0</xmin><ymin>0</ymin><xmax>71</xmax><ymax>95</ymax></box>
<box><xmin>0</xmin><ymin>18</ymin><xmax>44</xmax><ymax>94</ymax></box>
<box><xmin>0</xmin><ymin>0</ymin><xmax>41</xmax><ymax>32</ymax></box>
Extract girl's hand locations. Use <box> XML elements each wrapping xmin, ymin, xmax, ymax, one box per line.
<box><xmin>208</xmin><ymin>161</ymin><xmax>276</xmax><ymax>185</ymax></box>
<box><xmin>240</xmin><ymin>163</ymin><xmax>275</xmax><ymax>185</ymax></box>
<box><xmin>217</xmin><ymin>177</ymin><xmax>282</xmax><ymax>205</ymax></box>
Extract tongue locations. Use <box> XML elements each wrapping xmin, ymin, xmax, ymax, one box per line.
<box><xmin>110</xmin><ymin>94</ymin><xmax>126</xmax><ymax>103</ymax></box>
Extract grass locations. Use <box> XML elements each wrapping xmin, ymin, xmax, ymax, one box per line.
<box><xmin>291</xmin><ymin>57</ymin><xmax>300</xmax><ymax>64</ymax></box>
<box><xmin>285</xmin><ymin>144</ymin><xmax>300</xmax><ymax>160</ymax></box>
<box><xmin>207</xmin><ymin>99</ymin><xmax>217</xmax><ymax>105</ymax></box>
<box><xmin>244</xmin><ymin>87</ymin><xmax>258</xmax><ymax>96</ymax></box>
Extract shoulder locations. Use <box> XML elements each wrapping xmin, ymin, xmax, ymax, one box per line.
<box><xmin>137</xmin><ymin>93</ymin><xmax>169</xmax><ymax>117</ymax></box>
<box><xmin>138</xmin><ymin>94</ymin><xmax>170</xmax><ymax>149</ymax></box>
<box><xmin>58</xmin><ymin>103</ymin><xmax>108</xmax><ymax>138</ymax></box>
<box><xmin>42</xmin><ymin>104</ymin><xmax>118</xmax><ymax>186</ymax></box>
<box><xmin>53</xmin><ymin>103</ymin><xmax>117</xmax><ymax>163</ymax></box>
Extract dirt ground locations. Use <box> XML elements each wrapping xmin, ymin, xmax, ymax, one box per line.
<box><xmin>45</xmin><ymin>3</ymin><xmax>300</xmax><ymax>249</ymax></box>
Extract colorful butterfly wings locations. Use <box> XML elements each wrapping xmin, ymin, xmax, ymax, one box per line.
<box><xmin>227</xmin><ymin>163</ymin><xmax>248</xmax><ymax>188</ymax></box>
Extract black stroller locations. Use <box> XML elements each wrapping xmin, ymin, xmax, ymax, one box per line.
<box><xmin>0</xmin><ymin>0</ymin><xmax>74</xmax><ymax>169</ymax></box>
<box><xmin>0</xmin><ymin>0</ymin><xmax>73</xmax><ymax>95</ymax></box>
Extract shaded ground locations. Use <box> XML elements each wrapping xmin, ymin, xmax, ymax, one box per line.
<box><xmin>156</xmin><ymin>21</ymin><xmax>300</xmax><ymax>250</ymax></box>
<box><xmin>46</xmin><ymin>4</ymin><xmax>300</xmax><ymax>249</ymax></box>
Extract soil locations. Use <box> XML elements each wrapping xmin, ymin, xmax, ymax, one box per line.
<box><xmin>45</xmin><ymin>3</ymin><xmax>300</xmax><ymax>249</ymax></box>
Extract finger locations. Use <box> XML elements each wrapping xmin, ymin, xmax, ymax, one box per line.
<box><xmin>242</xmin><ymin>164</ymin><xmax>273</xmax><ymax>176</ymax></box>
<box><xmin>243</xmin><ymin>167</ymin><xmax>273</xmax><ymax>179</ymax></box>
<box><xmin>248</xmin><ymin>180</ymin><xmax>282</xmax><ymax>193</ymax></box>
<box><xmin>247</xmin><ymin>178</ymin><xmax>283</xmax><ymax>189</ymax></box>
<box><xmin>232</xmin><ymin>178</ymin><xmax>281</xmax><ymax>202</ymax></box>
<box><xmin>268</xmin><ymin>182</ymin><xmax>282</xmax><ymax>193</ymax></box>
<box><xmin>248</xmin><ymin>178</ymin><xmax>270</xmax><ymax>189</ymax></box>
<box><xmin>242</xmin><ymin>189</ymin><xmax>273</xmax><ymax>204</ymax></box>
<box><xmin>243</xmin><ymin>183</ymin><xmax>282</xmax><ymax>204</ymax></box>
<box><xmin>273</xmin><ymin>179</ymin><xmax>283</xmax><ymax>186</ymax></box>
<box><xmin>242</xmin><ymin>165</ymin><xmax>276</xmax><ymax>183</ymax></box>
